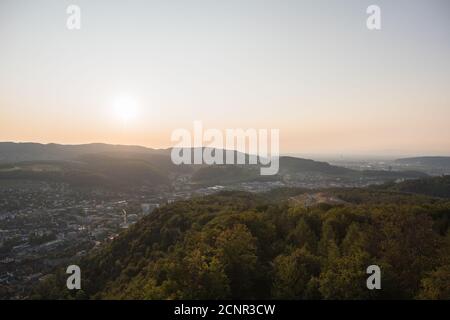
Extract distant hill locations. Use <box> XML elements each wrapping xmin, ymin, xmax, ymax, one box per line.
<box><xmin>191</xmin><ymin>156</ymin><xmax>427</xmax><ymax>185</ymax></box>
<box><xmin>393</xmin><ymin>157</ymin><xmax>450</xmax><ymax>175</ymax></box>
<box><xmin>0</xmin><ymin>142</ymin><xmax>428</xmax><ymax>188</ymax></box>
<box><xmin>0</xmin><ymin>143</ymin><xmax>179</xmax><ymax>189</ymax></box>
<box><xmin>395</xmin><ymin>156</ymin><xmax>450</xmax><ymax>168</ymax></box>
<box><xmin>0</xmin><ymin>142</ymin><xmax>168</xmax><ymax>163</ymax></box>
<box><xmin>394</xmin><ymin>157</ymin><xmax>450</xmax><ymax>169</ymax></box>
<box><xmin>0</xmin><ymin>157</ymin><xmax>170</xmax><ymax>189</ymax></box>
<box><xmin>190</xmin><ymin>157</ymin><xmax>356</xmax><ymax>185</ymax></box>
<box><xmin>278</xmin><ymin>156</ymin><xmax>353</xmax><ymax>175</ymax></box>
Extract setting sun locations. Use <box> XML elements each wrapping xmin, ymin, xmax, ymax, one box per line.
<box><xmin>112</xmin><ymin>95</ymin><xmax>139</xmax><ymax>125</ymax></box>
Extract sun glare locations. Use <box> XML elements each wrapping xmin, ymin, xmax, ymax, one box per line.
<box><xmin>112</xmin><ymin>95</ymin><xmax>139</xmax><ymax>125</ymax></box>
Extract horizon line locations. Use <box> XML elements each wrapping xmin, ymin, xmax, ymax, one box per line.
<box><xmin>1</xmin><ymin>140</ymin><xmax>450</xmax><ymax>160</ymax></box>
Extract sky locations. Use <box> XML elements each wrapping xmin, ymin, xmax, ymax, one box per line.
<box><xmin>0</xmin><ymin>0</ymin><xmax>449</xmax><ymax>157</ymax></box>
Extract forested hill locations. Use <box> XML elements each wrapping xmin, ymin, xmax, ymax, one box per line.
<box><xmin>382</xmin><ymin>175</ymin><xmax>450</xmax><ymax>198</ymax></box>
<box><xmin>33</xmin><ymin>178</ymin><xmax>450</xmax><ymax>300</ymax></box>
<box><xmin>0</xmin><ymin>142</ymin><xmax>167</xmax><ymax>163</ymax></box>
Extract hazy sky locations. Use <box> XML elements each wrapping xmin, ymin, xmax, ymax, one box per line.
<box><xmin>1</xmin><ymin>0</ymin><xmax>449</xmax><ymax>157</ymax></box>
